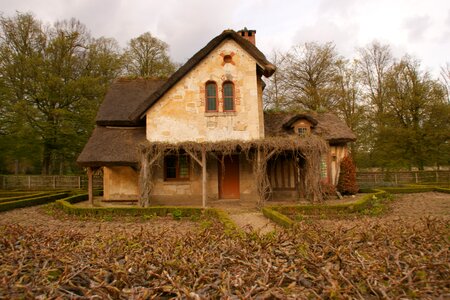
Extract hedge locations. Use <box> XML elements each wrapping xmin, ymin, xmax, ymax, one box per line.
<box><xmin>55</xmin><ymin>194</ymin><xmax>242</xmax><ymax>235</ymax></box>
<box><xmin>204</xmin><ymin>209</ymin><xmax>242</xmax><ymax>236</ymax></box>
<box><xmin>270</xmin><ymin>189</ymin><xmax>386</xmax><ymax>216</ymax></box>
<box><xmin>434</xmin><ymin>187</ymin><xmax>450</xmax><ymax>194</ymax></box>
<box><xmin>379</xmin><ymin>186</ymin><xmax>435</xmax><ymax>193</ymax></box>
<box><xmin>56</xmin><ymin>199</ymin><xmax>203</xmax><ymax>218</ymax></box>
<box><xmin>0</xmin><ymin>192</ymin><xmax>69</xmax><ymax>212</ymax></box>
<box><xmin>0</xmin><ymin>191</ymin><xmax>53</xmax><ymax>203</ymax></box>
<box><xmin>262</xmin><ymin>207</ymin><xmax>294</xmax><ymax>228</ymax></box>
<box><xmin>0</xmin><ymin>191</ymin><xmax>33</xmax><ymax>198</ymax></box>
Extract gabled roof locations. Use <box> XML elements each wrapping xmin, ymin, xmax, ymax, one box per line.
<box><xmin>96</xmin><ymin>78</ymin><xmax>165</xmax><ymax>126</ymax></box>
<box><xmin>264</xmin><ymin>112</ymin><xmax>357</xmax><ymax>144</ymax></box>
<box><xmin>77</xmin><ymin>127</ymin><xmax>146</xmax><ymax>167</ymax></box>
<box><xmin>128</xmin><ymin>29</ymin><xmax>276</xmax><ymax>123</ymax></box>
<box><xmin>282</xmin><ymin>114</ymin><xmax>319</xmax><ymax>129</ymax></box>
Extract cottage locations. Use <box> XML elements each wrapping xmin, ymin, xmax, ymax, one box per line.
<box><xmin>77</xmin><ymin>29</ymin><xmax>356</xmax><ymax>206</ymax></box>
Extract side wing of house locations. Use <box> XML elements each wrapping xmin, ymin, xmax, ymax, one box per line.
<box><xmin>264</xmin><ymin>112</ymin><xmax>356</xmax><ymax>199</ymax></box>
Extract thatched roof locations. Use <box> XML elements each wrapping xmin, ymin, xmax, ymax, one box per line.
<box><xmin>77</xmin><ymin>127</ymin><xmax>146</xmax><ymax>167</ymax></box>
<box><xmin>96</xmin><ymin>78</ymin><xmax>165</xmax><ymax>126</ymax></box>
<box><xmin>129</xmin><ymin>29</ymin><xmax>276</xmax><ymax>122</ymax></box>
<box><xmin>264</xmin><ymin>112</ymin><xmax>356</xmax><ymax>144</ymax></box>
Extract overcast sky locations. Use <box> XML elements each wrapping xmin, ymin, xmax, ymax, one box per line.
<box><xmin>1</xmin><ymin>0</ymin><xmax>449</xmax><ymax>76</ymax></box>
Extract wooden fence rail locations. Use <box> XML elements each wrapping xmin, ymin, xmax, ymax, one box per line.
<box><xmin>356</xmin><ymin>170</ymin><xmax>450</xmax><ymax>187</ymax></box>
<box><xmin>1</xmin><ymin>171</ymin><xmax>448</xmax><ymax>190</ymax></box>
<box><xmin>0</xmin><ymin>175</ymin><xmax>103</xmax><ymax>190</ymax></box>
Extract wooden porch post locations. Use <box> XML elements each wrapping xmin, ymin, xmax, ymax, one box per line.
<box><xmin>87</xmin><ymin>167</ymin><xmax>93</xmax><ymax>205</ymax></box>
<box><xmin>202</xmin><ymin>147</ymin><xmax>207</xmax><ymax>208</ymax></box>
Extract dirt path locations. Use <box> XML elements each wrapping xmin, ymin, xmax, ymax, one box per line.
<box><xmin>388</xmin><ymin>192</ymin><xmax>449</xmax><ymax>218</ymax></box>
<box><xmin>228</xmin><ymin>211</ymin><xmax>277</xmax><ymax>234</ymax></box>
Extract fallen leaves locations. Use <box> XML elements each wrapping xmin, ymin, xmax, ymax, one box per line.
<box><xmin>0</xmin><ymin>215</ymin><xmax>448</xmax><ymax>299</ymax></box>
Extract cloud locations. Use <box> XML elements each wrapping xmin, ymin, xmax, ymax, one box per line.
<box><xmin>1</xmin><ymin>0</ymin><xmax>449</xmax><ymax>75</ymax></box>
<box><xmin>292</xmin><ymin>20</ymin><xmax>359</xmax><ymax>58</ymax></box>
<box><xmin>403</xmin><ymin>15</ymin><xmax>432</xmax><ymax>42</ymax></box>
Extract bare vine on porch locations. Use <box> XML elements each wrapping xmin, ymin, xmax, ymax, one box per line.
<box><xmin>138</xmin><ymin>135</ymin><xmax>328</xmax><ymax>207</ymax></box>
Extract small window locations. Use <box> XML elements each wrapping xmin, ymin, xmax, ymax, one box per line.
<box><xmin>223</xmin><ymin>55</ymin><xmax>232</xmax><ymax>64</ymax></box>
<box><xmin>320</xmin><ymin>157</ymin><xmax>328</xmax><ymax>179</ymax></box>
<box><xmin>164</xmin><ymin>154</ymin><xmax>189</xmax><ymax>180</ymax></box>
<box><xmin>206</xmin><ymin>82</ymin><xmax>217</xmax><ymax>111</ymax></box>
<box><xmin>223</xmin><ymin>82</ymin><xmax>234</xmax><ymax>111</ymax></box>
<box><xmin>297</xmin><ymin>127</ymin><xmax>308</xmax><ymax>137</ymax></box>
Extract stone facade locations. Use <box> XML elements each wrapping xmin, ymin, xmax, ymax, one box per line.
<box><xmin>148</xmin><ymin>153</ymin><xmax>257</xmax><ymax>205</ymax></box>
<box><xmin>141</xmin><ymin>40</ymin><xmax>266</xmax><ymax>202</ymax></box>
<box><xmin>146</xmin><ymin>39</ymin><xmax>265</xmax><ymax>143</ymax></box>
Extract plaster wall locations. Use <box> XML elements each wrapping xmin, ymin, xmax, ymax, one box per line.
<box><xmin>149</xmin><ymin>154</ymin><xmax>257</xmax><ymax>204</ymax></box>
<box><xmin>103</xmin><ymin>166</ymin><xmax>139</xmax><ymax>200</ymax></box>
<box><xmin>146</xmin><ymin>39</ymin><xmax>264</xmax><ymax>143</ymax></box>
<box><xmin>329</xmin><ymin>145</ymin><xmax>348</xmax><ymax>185</ymax></box>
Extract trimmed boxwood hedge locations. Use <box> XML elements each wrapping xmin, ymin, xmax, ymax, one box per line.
<box><xmin>263</xmin><ymin>185</ymin><xmax>450</xmax><ymax>227</ymax></box>
<box><xmin>262</xmin><ymin>207</ymin><xmax>293</xmax><ymax>228</ymax></box>
<box><xmin>0</xmin><ymin>191</ymin><xmax>53</xmax><ymax>203</ymax></box>
<box><xmin>270</xmin><ymin>189</ymin><xmax>387</xmax><ymax>216</ymax></box>
<box><xmin>55</xmin><ymin>194</ymin><xmax>242</xmax><ymax>235</ymax></box>
<box><xmin>379</xmin><ymin>186</ymin><xmax>435</xmax><ymax>193</ymax></box>
<box><xmin>0</xmin><ymin>191</ymin><xmax>33</xmax><ymax>198</ymax></box>
<box><xmin>205</xmin><ymin>208</ymin><xmax>242</xmax><ymax>235</ymax></box>
<box><xmin>435</xmin><ymin>187</ymin><xmax>450</xmax><ymax>194</ymax></box>
<box><xmin>0</xmin><ymin>192</ymin><xmax>69</xmax><ymax>212</ymax></box>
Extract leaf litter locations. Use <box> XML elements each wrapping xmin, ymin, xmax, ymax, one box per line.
<box><xmin>1</xmin><ymin>212</ymin><xmax>448</xmax><ymax>299</ymax></box>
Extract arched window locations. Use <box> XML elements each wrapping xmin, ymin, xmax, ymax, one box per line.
<box><xmin>223</xmin><ymin>81</ymin><xmax>234</xmax><ymax>111</ymax></box>
<box><xmin>205</xmin><ymin>81</ymin><xmax>218</xmax><ymax>111</ymax></box>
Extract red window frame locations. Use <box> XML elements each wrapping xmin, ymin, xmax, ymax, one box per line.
<box><xmin>205</xmin><ymin>81</ymin><xmax>218</xmax><ymax>112</ymax></box>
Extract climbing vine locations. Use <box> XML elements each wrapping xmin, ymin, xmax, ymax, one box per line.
<box><xmin>138</xmin><ymin>136</ymin><xmax>328</xmax><ymax>207</ymax></box>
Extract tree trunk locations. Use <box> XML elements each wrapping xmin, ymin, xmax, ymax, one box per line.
<box><xmin>42</xmin><ymin>144</ymin><xmax>52</xmax><ymax>175</ymax></box>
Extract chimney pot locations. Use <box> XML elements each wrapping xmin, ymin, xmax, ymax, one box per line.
<box><xmin>237</xmin><ymin>28</ymin><xmax>256</xmax><ymax>45</ymax></box>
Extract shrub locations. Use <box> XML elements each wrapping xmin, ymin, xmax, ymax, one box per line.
<box><xmin>321</xmin><ymin>181</ymin><xmax>336</xmax><ymax>199</ymax></box>
<box><xmin>0</xmin><ymin>192</ymin><xmax>69</xmax><ymax>212</ymax></box>
<box><xmin>337</xmin><ymin>155</ymin><xmax>359</xmax><ymax>195</ymax></box>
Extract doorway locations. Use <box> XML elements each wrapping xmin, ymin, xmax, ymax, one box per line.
<box><xmin>218</xmin><ymin>155</ymin><xmax>240</xmax><ymax>199</ymax></box>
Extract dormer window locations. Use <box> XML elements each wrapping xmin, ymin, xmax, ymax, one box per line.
<box><xmin>206</xmin><ymin>81</ymin><xmax>218</xmax><ymax>111</ymax></box>
<box><xmin>297</xmin><ymin>127</ymin><xmax>309</xmax><ymax>137</ymax></box>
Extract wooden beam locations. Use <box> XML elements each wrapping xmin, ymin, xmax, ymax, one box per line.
<box><xmin>266</xmin><ymin>148</ymin><xmax>278</xmax><ymax>161</ymax></box>
<box><xmin>202</xmin><ymin>147</ymin><xmax>207</xmax><ymax>208</ymax></box>
<box><xmin>87</xmin><ymin>167</ymin><xmax>93</xmax><ymax>205</ymax></box>
<box><xmin>185</xmin><ymin>149</ymin><xmax>203</xmax><ymax>167</ymax></box>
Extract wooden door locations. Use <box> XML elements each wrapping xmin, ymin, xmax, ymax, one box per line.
<box><xmin>218</xmin><ymin>155</ymin><xmax>240</xmax><ymax>199</ymax></box>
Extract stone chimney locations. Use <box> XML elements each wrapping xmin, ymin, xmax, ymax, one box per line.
<box><xmin>237</xmin><ymin>27</ymin><xmax>256</xmax><ymax>45</ymax></box>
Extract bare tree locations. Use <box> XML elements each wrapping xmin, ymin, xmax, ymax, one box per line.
<box><xmin>263</xmin><ymin>49</ymin><xmax>289</xmax><ymax>110</ymax></box>
<box><xmin>124</xmin><ymin>32</ymin><xmax>175</xmax><ymax>78</ymax></box>
<box><xmin>284</xmin><ymin>42</ymin><xmax>340</xmax><ymax>111</ymax></box>
<box><xmin>356</xmin><ymin>42</ymin><xmax>393</xmax><ymax>119</ymax></box>
<box><xmin>440</xmin><ymin>63</ymin><xmax>450</xmax><ymax>103</ymax></box>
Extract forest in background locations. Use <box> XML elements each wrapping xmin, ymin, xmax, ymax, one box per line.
<box><xmin>0</xmin><ymin>11</ymin><xmax>449</xmax><ymax>175</ymax></box>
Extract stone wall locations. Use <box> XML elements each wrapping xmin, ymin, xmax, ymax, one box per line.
<box><xmin>146</xmin><ymin>39</ymin><xmax>264</xmax><ymax>143</ymax></box>
<box><xmin>150</xmin><ymin>153</ymin><xmax>258</xmax><ymax>204</ymax></box>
